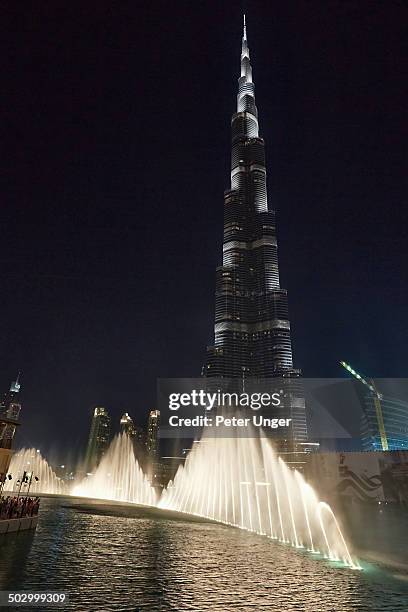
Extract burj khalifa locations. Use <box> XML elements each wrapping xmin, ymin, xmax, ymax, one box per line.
<box><xmin>205</xmin><ymin>17</ymin><xmax>308</xmax><ymax>447</ymax></box>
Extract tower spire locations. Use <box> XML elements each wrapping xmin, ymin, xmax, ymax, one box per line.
<box><xmin>241</xmin><ymin>14</ymin><xmax>250</xmax><ymax>62</ymax></box>
<box><xmin>238</xmin><ymin>13</ymin><xmax>256</xmax><ymax>118</ymax></box>
<box><xmin>10</xmin><ymin>371</ymin><xmax>21</xmax><ymax>393</ymax></box>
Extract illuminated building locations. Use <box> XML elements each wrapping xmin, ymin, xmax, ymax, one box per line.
<box><xmin>0</xmin><ymin>374</ymin><xmax>22</xmax><ymax>486</ymax></box>
<box><xmin>84</xmin><ymin>406</ymin><xmax>111</xmax><ymax>473</ymax></box>
<box><xmin>361</xmin><ymin>396</ymin><xmax>408</xmax><ymax>451</ymax></box>
<box><xmin>146</xmin><ymin>410</ymin><xmax>160</xmax><ymax>458</ymax></box>
<box><xmin>120</xmin><ymin>412</ymin><xmax>136</xmax><ymax>437</ymax></box>
<box><xmin>341</xmin><ymin>361</ymin><xmax>408</xmax><ymax>451</ymax></box>
<box><xmin>204</xmin><ymin>17</ymin><xmax>307</xmax><ymax>449</ymax></box>
<box><xmin>120</xmin><ymin>412</ymin><xmax>145</xmax><ymax>444</ymax></box>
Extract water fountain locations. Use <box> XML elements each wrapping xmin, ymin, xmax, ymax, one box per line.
<box><xmin>7</xmin><ymin>431</ymin><xmax>358</xmax><ymax>568</ymax></box>
<box><xmin>4</xmin><ymin>448</ymin><xmax>66</xmax><ymax>495</ymax></box>
<box><xmin>158</xmin><ymin>425</ymin><xmax>360</xmax><ymax>568</ymax></box>
<box><xmin>71</xmin><ymin>433</ymin><xmax>158</xmax><ymax>506</ymax></box>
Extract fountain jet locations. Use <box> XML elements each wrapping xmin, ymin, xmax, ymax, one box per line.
<box><xmin>5</xmin><ymin>448</ymin><xmax>66</xmax><ymax>495</ymax></box>
<box><xmin>72</xmin><ymin>433</ymin><xmax>157</xmax><ymax>506</ymax></box>
<box><xmin>158</xmin><ymin>425</ymin><xmax>359</xmax><ymax>568</ymax></box>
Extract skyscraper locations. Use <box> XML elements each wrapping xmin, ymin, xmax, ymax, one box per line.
<box><xmin>0</xmin><ymin>374</ymin><xmax>22</xmax><ymax>485</ymax></box>
<box><xmin>0</xmin><ymin>374</ymin><xmax>22</xmax><ymax>451</ymax></box>
<box><xmin>146</xmin><ymin>410</ymin><xmax>160</xmax><ymax>458</ymax></box>
<box><xmin>205</xmin><ymin>17</ymin><xmax>307</xmax><ymax>447</ymax></box>
<box><xmin>120</xmin><ymin>412</ymin><xmax>136</xmax><ymax>437</ymax></box>
<box><xmin>84</xmin><ymin>406</ymin><xmax>111</xmax><ymax>473</ymax></box>
<box><xmin>120</xmin><ymin>412</ymin><xmax>145</xmax><ymax>444</ymax></box>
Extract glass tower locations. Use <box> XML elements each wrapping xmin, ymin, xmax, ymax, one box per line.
<box><xmin>205</xmin><ymin>17</ymin><xmax>307</xmax><ymax>447</ymax></box>
<box><xmin>84</xmin><ymin>406</ymin><xmax>111</xmax><ymax>473</ymax></box>
<box><xmin>361</xmin><ymin>395</ymin><xmax>408</xmax><ymax>451</ymax></box>
<box><xmin>120</xmin><ymin>412</ymin><xmax>137</xmax><ymax>437</ymax></box>
<box><xmin>146</xmin><ymin>410</ymin><xmax>160</xmax><ymax>458</ymax></box>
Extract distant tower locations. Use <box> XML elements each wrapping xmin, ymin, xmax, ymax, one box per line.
<box><xmin>146</xmin><ymin>410</ymin><xmax>160</xmax><ymax>458</ymax></box>
<box><xmin>0</xmin><ymin>374</ymin><xmax>22</xmax><ymax>485</ymax></box>
<box><xmin>120</xmin><ymin>412</ymin><xmax>136</xmax><ymax>437</ymax></box>
<box><xmin>120</xmin><ymin>412</ymin><xmax>145</xmax><ymax>444</ymax></box>
<box><xmin>133</xmin><ymin>425</ymin><xmax>145</xmax><ymax>445</ymax></box>
<box><xmin>0</xmin><ymin>373</ymin><xmax>22</xmax><ymax>448</ymax></box>
<box><xmin>84</xmin><ymin>407</ymin><xmax>111</xmax><ymax>473</ymax></box>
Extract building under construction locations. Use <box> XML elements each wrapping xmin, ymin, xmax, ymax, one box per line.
<box><xmin>341</xmin><ymin>361</ymin><xmax>408</xmax><ymax>452</ymax></box>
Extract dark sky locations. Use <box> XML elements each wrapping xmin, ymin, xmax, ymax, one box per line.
<box><xmin>2</xmin><ymin>1</ymin><xmax>406</xmax><ymax>463</ymax></box>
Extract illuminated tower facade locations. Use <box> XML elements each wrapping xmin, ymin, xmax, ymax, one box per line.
<box><xmin>0</xmin><ymin>374</ymin><xmax>21</xmax><ymax>449</ymax></box>
<box><xmin>120</xmin><ymin>412</ymin><xmax>136</xmax><ymax>437</ymax></box>
<box><xmin>0</xmin><ymin>374</ymin><xmax>22</xmax><ymax>485</ymax></box>
<box><xmin>146</xmin><ymin>410</ymin><xmax>160</xmax><ymax>458</ymax></box>
<box><xmin>205</xmin><ymin>18</ymin><xmax>307</xmax><ymax>446</ymax></box>
<box><xmin>84</xmin><ymin>406</ymin><xmax>111</xmax><ymax>473</ymax></box>
<box><xmin>120</xmin><ymin>412</ymin><xmax>145</xmax><ymax>444</ymax></box>
<box><xmin>341</xmin><ymin>361</ymin><xmax>408</xmax><ymax>451</ymax></box>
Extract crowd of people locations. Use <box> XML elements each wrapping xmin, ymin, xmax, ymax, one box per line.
<box><xmin>0</xmin><ymin>495</ymin><xmax>40</xmax><ymax>520</ymax></box>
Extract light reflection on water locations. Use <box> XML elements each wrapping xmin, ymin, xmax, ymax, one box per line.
<box><xmin>0</xmin><ymin>498</ymin><xmax>408</xmax><ymax>611</ymax></box>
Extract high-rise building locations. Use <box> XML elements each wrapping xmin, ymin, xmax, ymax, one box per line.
<box><xmin>0</xmin><ymin>374</ymin><xmax>22</xmax><ymax>448</ymax></box>
<box><xmin>120</xmin><ymin>412</ymin><xmax>145</xmax><ymax>444</ymax></box>
<box><xmin>204</xmin><ymin>17</ymin><xmax>307</xmax><ymax>448</ymax></box>
<box><xmin>84</xmin><ymin>406</ymin><xmax>111</xmax><ymax>473</ymax></box>
<box><xmin>0</xmin><ymin>374</ymin><xmax>22</xmax><ymax>485</ymax></box>
<box><xmin>120</xmin><ymin>412</ymin><xmax>136</xmax><ymax>437</ymax></box>
<box><xmin>361</xmin><ymin>395</ymin><xmax>408</xmax><ymax>451</ymax></box>
<box><xmin>146</xmin><ymin>410</ymin><xmax>160</xmax><ymax>458</ymax></box>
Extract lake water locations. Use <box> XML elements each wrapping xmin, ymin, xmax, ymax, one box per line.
<box><xmin>0</xmin><ymin>497</ymin><xmax>408</xmax><ymax>611</ymax></box>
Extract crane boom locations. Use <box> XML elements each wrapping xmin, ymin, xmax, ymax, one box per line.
<box><xmin>340</xmin><ymin>361</ymin><xmax>388</xmax><ymax>451</ymax></box>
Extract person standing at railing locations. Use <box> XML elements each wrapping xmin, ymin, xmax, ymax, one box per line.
<box><xmin>0</xmin><ymin>495</ymin><xmax>40</xmax><ymax>520</ymax></box>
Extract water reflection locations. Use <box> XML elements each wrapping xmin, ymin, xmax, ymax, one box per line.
<box><xmin>0</xmin><ymin>498</ymin><xmax>407</xmax><ymax>611</ymax></box>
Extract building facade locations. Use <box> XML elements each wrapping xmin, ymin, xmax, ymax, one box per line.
<box><xmin>361</xmin><ymin>395</ymin><xmax>408</xmax><ymax>451</ymax></box>
<box><xmin>0</xmin><ymin>375</ymin><xmax>22</xmax><ymax>486</ymax></box>
<box><xmin>120</xmin><ymin>412</ymin><xmax>145</xmax><ymax>444</ymax></box>
<box><xmin>204</xmin><ymin>18</ymin><xmax>307</xmax><ymax>448</ymax></box>
<box><xmin>84</xmin><ymin>406</ymin><xmax>111</xmax><ymax>473</ymax></box>
<box><xmin>120</xmin><ymin>412</ymin><xmax>136</xmax><ymax>437</ymax></box>
<box><xmin>146</xmin><ymin>410</ymin><xmax>160</xmax><ymax>458</ymax></box>
<box><xmin>341</xmin><ymin>362</ymin><xmax>408</xmax><ymax>452</ymax></box>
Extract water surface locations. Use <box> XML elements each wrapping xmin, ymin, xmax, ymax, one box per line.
<box><xmin>1</xmin><ymin>497</ymin><xmax>408</xmax><ymax>611</ymax></box>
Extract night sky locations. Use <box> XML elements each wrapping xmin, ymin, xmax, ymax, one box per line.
<box><xmin>2</xmin><ymin>1</ymin><xmax>406</xmax><ymax>463</ymax></box>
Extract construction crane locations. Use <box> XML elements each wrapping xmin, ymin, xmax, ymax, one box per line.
<box><xmin>340</xmin><ymin>361</ymin><xmax>388</xmax><ymax>451</ymax></box>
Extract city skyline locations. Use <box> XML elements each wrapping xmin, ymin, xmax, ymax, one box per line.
<box><xmin>2</xmin><ymin>3</ymin><xmax>406</xmax><ymax>459</ymax></box>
